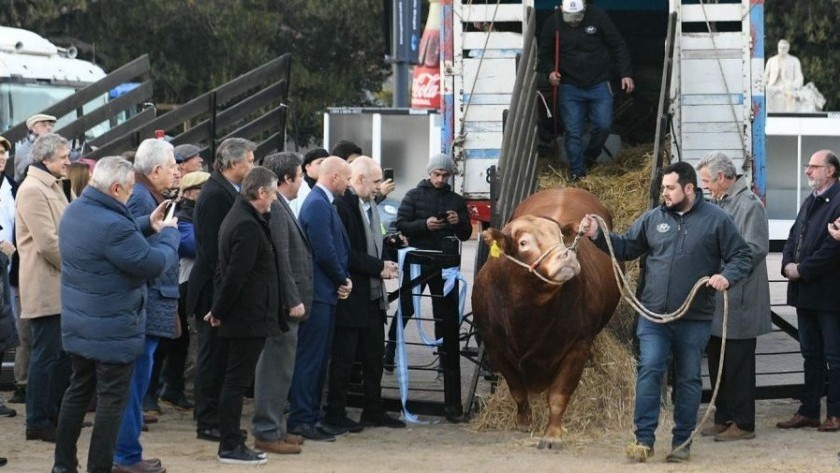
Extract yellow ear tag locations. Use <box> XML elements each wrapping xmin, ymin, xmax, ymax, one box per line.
<box><xmin>490</xmin><ymin>240</ymin><xmax>501</xmax><ymax>258</ymax></box>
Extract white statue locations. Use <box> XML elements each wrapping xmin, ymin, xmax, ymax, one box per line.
<box><xmin>764</xmin><ymin>39</ymin><xmax>825</xmax><ymax>113</ymax></box>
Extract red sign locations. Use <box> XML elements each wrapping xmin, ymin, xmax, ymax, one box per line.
<box><xmin>411</xmin><ymin>66</ymin><xmax>440</xmax><ymax>109</ymax></box>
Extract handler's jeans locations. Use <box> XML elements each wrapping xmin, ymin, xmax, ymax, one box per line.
<box><xmin>796</xmin><ymin>308</ymin><xmax>840</xmax><ymax>419</ymax></box>
<box><xmin>634</xmin><ymin>317</ymin><xmax>711</xmax><ymax>448</ymax></box>
<box><xmin>558</xmin><ymin>80</ymin><xmax>613</xmax><ymax>177</ymax></box>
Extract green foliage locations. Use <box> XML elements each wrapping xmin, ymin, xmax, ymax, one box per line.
<box><xmin>1</xmin><ymin>0</ymin><xmax>389</xmax><ymax>145</ymax></box>
<box><xmin>765</xmin><ymin>0</ymin><xmax>839</xmax><ymax>110</ymax></box>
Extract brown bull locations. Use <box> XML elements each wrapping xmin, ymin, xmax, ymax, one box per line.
<box><xmin>472</xmin><ymin>188</ymin><xmax>621</xmax><ymax>448</ymax></box>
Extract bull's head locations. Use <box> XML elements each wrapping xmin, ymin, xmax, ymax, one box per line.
<box><xmin>482</xmin><ymin>215</ymin><xmax>581</xmax><ymax>285</ymax></box>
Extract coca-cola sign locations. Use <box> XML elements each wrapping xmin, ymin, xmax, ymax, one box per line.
<box><xmin>411</xmin><ymin>67</ymin><xmax>440</xmax><ymax>110</ymax></box>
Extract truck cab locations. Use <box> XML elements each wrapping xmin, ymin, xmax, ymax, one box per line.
<box><xmin>0</xmin><ymin>26</ymin><xmax>107</xmax><ymax>136</ymax></box>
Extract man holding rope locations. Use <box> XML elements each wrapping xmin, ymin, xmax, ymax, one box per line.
<box><xmin>580</xmin><ymin>161</ymin><xmax>751</xmax><ymax>463</ymax></box>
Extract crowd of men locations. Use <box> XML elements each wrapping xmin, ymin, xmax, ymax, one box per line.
<box><xmin>0</xmin><ymin>102</ymin><xmax>839</xmax><ymax>470</ymax></box>
<box><xmin>0</xmin><ymin>119</ymin><xmax>473</xmax><ymax>471</ymax></box>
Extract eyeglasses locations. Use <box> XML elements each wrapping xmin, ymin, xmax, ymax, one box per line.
<box><xmin>803</xmin><ymin>164</ymin><xmax>828</xmax><ymax>170</ymax></box>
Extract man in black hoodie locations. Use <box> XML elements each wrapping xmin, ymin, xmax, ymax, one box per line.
<box><xmin>383</xmin><ymin>153</ymin><xmax>472</xmax><ymax>369</ymax></box>
<box><xmin>538</xmin><ymin>0</ymin><xmax>634</xmax><ymax>181</ymax></box>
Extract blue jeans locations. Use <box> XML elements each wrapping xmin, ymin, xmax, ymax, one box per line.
<box><xmin>558</xmin><ymin>81</ymin><xmax>614</xmax><ymax>176</ymax></box>
<box><xmin>796</xmin><ymin>309</ymin><xmax>840</xmax><ymax>418</ymax></box>
<box><xmin>114</xmin><ymin>336</ymin><xmax>159</xmax><ymax>466</ymax></box>
<box><xmin>288</xmin><ymin>301</ymin><xmax>335</xmax><ymax>428</ymax></box>
<box><xmin>634</xmin><ymin>317</ymin><xmax>711</xmax><ymax>448</ymax></box>
<box><xmin>26</xmin><ymin>314</ymin><xmax>71</xmax><ymax>431</ymax></box>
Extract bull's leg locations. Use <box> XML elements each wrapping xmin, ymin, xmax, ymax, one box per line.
<box><xmin>538</xmin><ymin>341</ymin><xmax>591</xmax><ymax>449</ymax></box>
<box><xmin>492</xmin><ymin>356</ymin><xmax>531</xmax><ymax>431</ymax></box>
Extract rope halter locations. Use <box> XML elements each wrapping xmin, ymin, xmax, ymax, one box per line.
<box><xmin>491</xmin><ymin>220</ymin><xmax>584</xmax><ymax>286</ymax></box>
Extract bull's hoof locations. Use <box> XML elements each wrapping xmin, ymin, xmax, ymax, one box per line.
<box><xmin>537</xmin><ymin>437</ymin><xmax>563</xmax><ymax>450</ymax></box>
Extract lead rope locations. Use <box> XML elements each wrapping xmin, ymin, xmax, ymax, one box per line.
<box><xmin>588</xmin><ymin>214</ymin><xmax>727</xmax><ymax>458</ymax></box>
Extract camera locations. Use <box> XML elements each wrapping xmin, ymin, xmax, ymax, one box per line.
<box><xmin>437</xmin><ymin>211</ymin><xmax>449</xmax><ymax>221</ymax></box>
<box><xmin>384</xmin><ymin>232</ymin><xmax>404</xmax><ymax>250</ymax></box>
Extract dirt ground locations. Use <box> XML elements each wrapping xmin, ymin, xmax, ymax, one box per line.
<box><xmin>1</xmin><ymin>394</ymin><xmax>838</xmax><ymax>473</ymax></box>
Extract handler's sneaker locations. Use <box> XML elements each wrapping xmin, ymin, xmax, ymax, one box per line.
<box><xmin>666</xmin><ymin>446</ymin><xmax>690</xmax><ymax>463</ymax></box>
<box><xmin>624</xmin><ymin>441</ymin><xmax>654</xmax><ymax>463</ymax></box>
<box><xmin>218</xmin><ymin>444</ymin><xmax>267</xmax><ymax>465</ymax></box>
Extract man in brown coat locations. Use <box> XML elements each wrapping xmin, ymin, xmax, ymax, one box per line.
<box><xmin>15</xmin><ymin>133</ymin><xmax>72</xmax><ymax>442</ymax></box>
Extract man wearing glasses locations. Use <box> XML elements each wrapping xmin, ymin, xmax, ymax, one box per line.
<box><xmin>779</xmin><ymin>149</ymin><xmax>840</xmax><ymax>433</ymax></box>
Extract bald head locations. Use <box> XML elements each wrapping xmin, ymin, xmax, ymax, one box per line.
<box><xmin>318</xmin><ymin>156</ymin><xmax>352</xmax><ymax>196</ymax></box>
<box><xmin>349</xmin><ymin>156</ymin><xmax>382</xmax><ymax>200</ymax></box>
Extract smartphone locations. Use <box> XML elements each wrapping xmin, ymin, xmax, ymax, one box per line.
<box><xmin>383</xmin><ymin>168</ymin><xmax>394</xmax><ymax>181</ymax></box>
<box><xmin>165</xmin><ymin>200</ymin><xmax>177</xmax><ymax>221</ymax></box>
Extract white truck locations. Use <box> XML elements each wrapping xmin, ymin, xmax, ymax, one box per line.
<box><xmin>0</xmin><ymin>26</ymin><xmax>107</xmax><ymax>135</ymax></box>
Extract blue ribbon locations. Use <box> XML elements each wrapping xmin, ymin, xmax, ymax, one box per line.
<box><xmin>394</xmin><ymin>247</ymin><xmax>468</xmax><ymax>424</ymax></box>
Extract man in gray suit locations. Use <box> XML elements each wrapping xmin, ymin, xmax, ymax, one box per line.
<box><xmin>251</xmin><ymin>152</ymin><xmax>314</xmax><ymax>454</ymax></box>
<box><xmin>697</xmin><ymin>152</ymin><xmax>771</xmax><ymax>441</ymax></box>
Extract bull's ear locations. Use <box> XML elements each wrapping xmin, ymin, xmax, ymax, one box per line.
<box><xmin>482</xmin><ymin>228</ymin><xmax>511</xmax><ymax>256</ymax></box>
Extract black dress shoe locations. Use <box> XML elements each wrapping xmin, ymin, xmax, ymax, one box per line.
<box><xmin>159</xmin><ymin>392</ymin><xmax>194</xmax><ymax>410</ymax></box>
<box><xmin>26</xmin><ymin>427</ymin><xmax>57</xmax><ymax>443</ymax></box>
<box><xmin>0</xmin><ymin>404</ymin><xmax>16</xmax><ymax>418</ymax></box>
<box><xmin>323</xmin><ymin>415</ymin><xmax>364</xmax><ymax>433</ymax></box>
<box><xmin>317</xmin><ymin>422</ymin><xmax>349</xmax><ymax>436</ymax></box>
<box><xmin>360</xmin><ymin>412</ymin><xmax>406</xmax><ymax>428</ymax></box>
<box><xmin>288</xmin><ymin>423</ymin><xmax>335</xmax><ymax>442</ymax></box>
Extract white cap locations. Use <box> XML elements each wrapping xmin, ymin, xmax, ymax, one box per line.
<box><xmin>562</xmin><ymin>0</ymin><xmax>584</xmax><ymax>13</ymax></box>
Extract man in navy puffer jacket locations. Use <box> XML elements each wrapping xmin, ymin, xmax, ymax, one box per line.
<box><xmin>53</xmin><ymin>156</ymin><xmax>179</xmax><ymax>473</ymax></box>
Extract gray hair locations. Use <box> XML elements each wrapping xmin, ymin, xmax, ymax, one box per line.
<box><xmin>698</xmin><ymin>151</ymin><xmax>737</xmax><ymax>180</ymax></box>
<box><xmin>134</xmin><ymin>139</ymin><xmax>174</xmax><ymax>175</ymax></box>
<box><xmin>214</xmin><ymin>137</ymin><xmax>257</xmax><ymax>172</ymax></box>
<box><xmin>90</xmin><ymin>156</ymin><xmax>134</xmax><ymax>193</ymax></box>
<box><xmin>241</xmin><ymin>166</ymin><xmax>277</xmax><ymax>201</ymax></box>
<box><xmin>263</xmin><ymin>152</ymin><xmax>302</xmax><ymax>183</ymax></box>
<box><xmin>30</xmin><ymin>133</ymin><xmax>69</xmax><ymax>164</ymax></box>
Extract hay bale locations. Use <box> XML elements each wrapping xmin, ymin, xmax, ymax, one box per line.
<box><xmin>470</xmin><ymin>331</ymin><xmax>636</xmax><ymax>440</ymax></box>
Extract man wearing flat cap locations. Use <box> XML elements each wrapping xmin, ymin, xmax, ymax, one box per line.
<box><xmin>175</xmin><ymin>144</ymin><xmax>204</xmax><ymax>176</ymax></box>
<box><xmin>15</xmin><ymin>114</ymin><xmax>57</xmax><ymax>183</ymax></box>
<box><xmin>383</xmin><ymin>153</ymin><xmax>472</xmax><ymax>370</ymax></box>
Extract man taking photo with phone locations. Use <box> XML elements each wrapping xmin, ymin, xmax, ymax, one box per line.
<box><xmin>383</xmin><ymin>154</ymin><xmax>472</xmax><ymax>371</ymax></box>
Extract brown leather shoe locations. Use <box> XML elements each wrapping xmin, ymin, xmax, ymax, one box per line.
<box><xmin>283</xmin><ymin>433</ymin><xmax>304</xmax><ymax>445</ymax></box>
<box><xmin>776</xmin><ymin>414</ymin><xmax>820</xmax><ymax>429</ymax></box>
<box><xmin>700</xmin><ymin>422</ymin><xmax>729</xmax><ymax>437</ymax></box>
<box><xmin>817</xmin><ymin>416</ymin><xmax>840</xmax><ymax>432</ymax></box>
<box><xmin>254</xmin><ymin>438</ymin><xmax>301</xmax><ymax>455</ymax></box>
<box><xmin>714</xmin><ymin>424</ymin><xmax>756</xmax><ymax>441</ymax></box>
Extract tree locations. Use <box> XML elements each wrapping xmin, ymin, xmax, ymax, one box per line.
<box><xmin>2</xmin><ymin>0</ymin><xmax>389</xmax><ymax>145</ymax></box>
